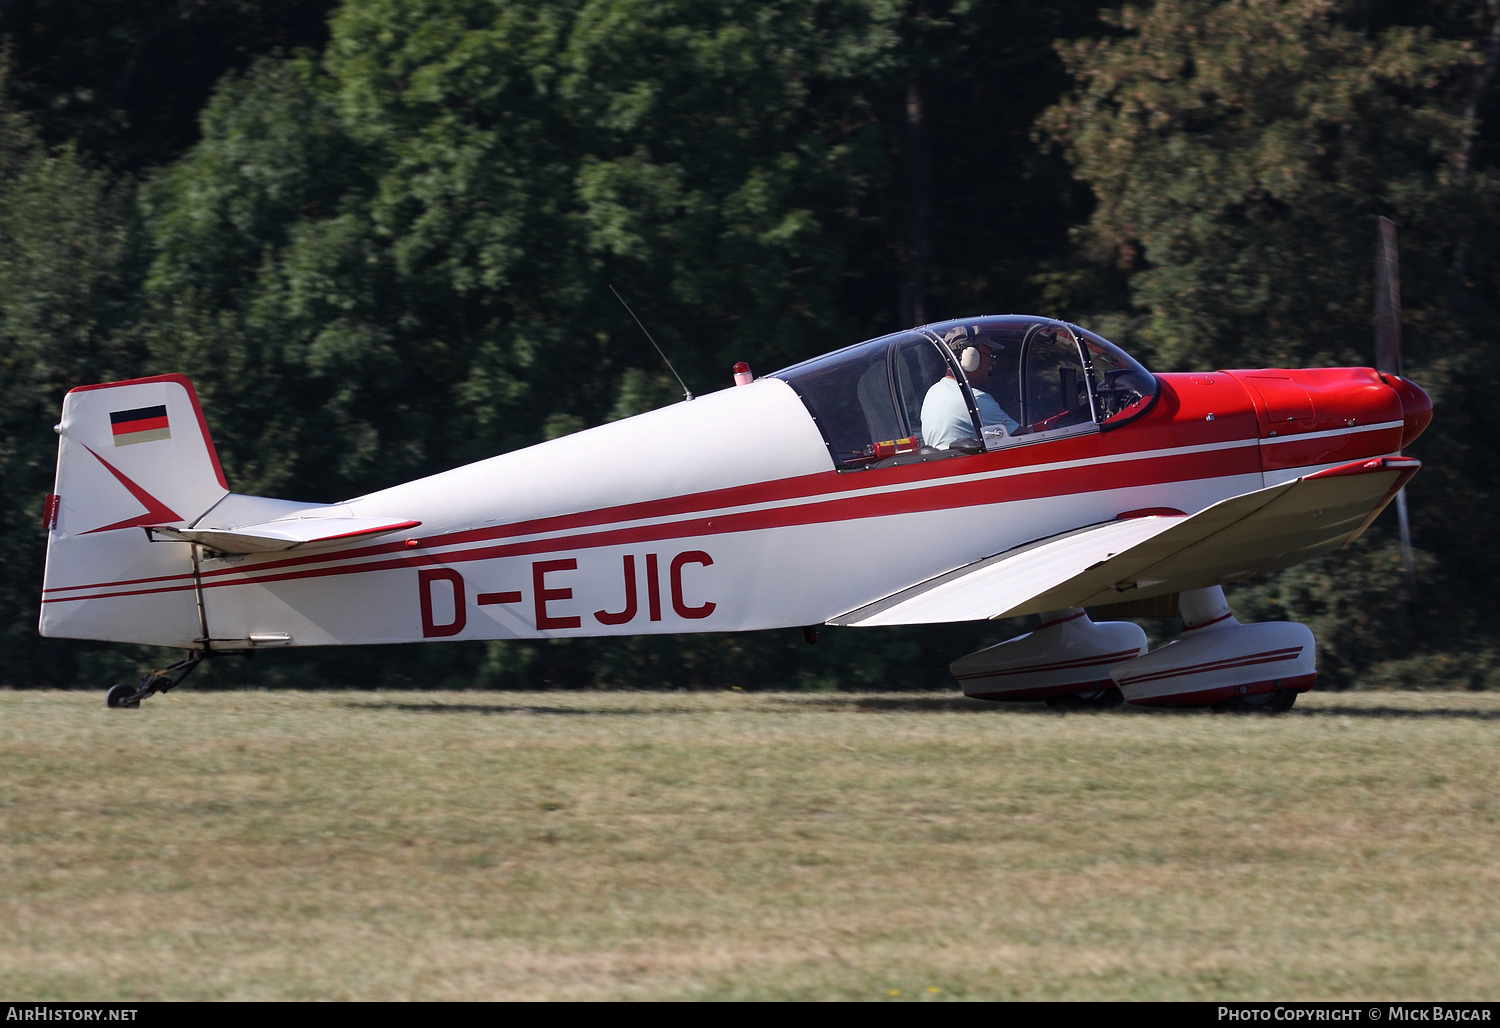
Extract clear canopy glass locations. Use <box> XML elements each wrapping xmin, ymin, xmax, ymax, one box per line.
<box><xmin>771</xmin><ymin>316</ymin><xmax>1157</xmax><ymax>471</ymax></box>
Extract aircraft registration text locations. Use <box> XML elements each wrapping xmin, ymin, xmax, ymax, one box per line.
<box><xmin>417</xmin><ymin>550</ymin><xmax>717</xmax><ymax>637</ymax></box>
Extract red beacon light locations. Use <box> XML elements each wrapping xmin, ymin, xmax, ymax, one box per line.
<box><xmin>733</xmin><ymin>361</ymin><xmax>754</xmax><ymax>387</ymax></box>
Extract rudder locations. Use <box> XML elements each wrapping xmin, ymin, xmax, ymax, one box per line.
<box><xmin>40</xmin><ymin>375</ymin><xmax>230</xmax><ymax>647</ymax></box>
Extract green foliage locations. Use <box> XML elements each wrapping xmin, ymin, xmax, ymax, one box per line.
<box><xmin>8</xmin><ymin>0</ymin><xmax>1500</xmax><ymax>691</ymax></box>
<box><xmin>139</xmin><ymin>2</ymin><xmax>918</xmax><ymax>500</ymax></box>
<box><xmin>119</xmin><ymin>1</ymin><xmax>949</xmax><ymax>692</ymax></box>
<box><xmin>0</xmin><ymin>0</ymin><xmax>336</xmax><ymax>170</ymax></box>
<box><xmin>0</xmin><ymin>78</ymin><xmax>147</xmax><ymax>685</ymax></box>
<box><xmin>1042</xmin><ymin>0</ymin><xmax>1500</xmax><ymax>685</ymax></box>
<box><xmin>1040</xmin><ymin>0</ymin><xmax>1484</xmax><ymax>370</ymax></box>
<box><xmin>142</xmin><ymin>55</ymin><xmax>402</xmax><ymax>497</ymax></box>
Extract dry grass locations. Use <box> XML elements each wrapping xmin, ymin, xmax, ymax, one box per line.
<box><xmin>2</xmin><ymin>688</ymin><xmax>1498</xmax><ymax>1000</ymax></box>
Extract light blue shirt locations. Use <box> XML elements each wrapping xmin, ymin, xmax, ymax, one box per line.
<box><xmin>921</xmin><ymin>377</ymin><xmax>1020</xmax><ymax>449</ymax></box>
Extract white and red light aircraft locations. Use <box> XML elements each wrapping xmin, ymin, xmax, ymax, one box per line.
<box><xmin>39</xmin><ymin>315</ymin><xmax>1430</xmax><ymax>710</ymax></box>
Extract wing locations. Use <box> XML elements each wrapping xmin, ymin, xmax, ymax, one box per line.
<box><xmin>832</xmin><ymin>455</ymin><xmax>1419</xmax><ymax>627</ymax></box>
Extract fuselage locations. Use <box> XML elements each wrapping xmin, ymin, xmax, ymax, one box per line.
<box><xmin>39</xmin><ymin>319</ymin><xmax>1432</xmax><ymax>651</ymax></box>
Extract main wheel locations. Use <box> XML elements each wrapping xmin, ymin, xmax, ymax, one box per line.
<box><xmin>105</xmin><ymin>683</ymin><xmax>139</xmax><ymax>709</ymax></box>
<box><xmin>1215</xmin><ymin>689</ymin><xmax>1297</xmax><ymax>714</ymax></box>
<box><xmin>1045</xmin><ymin>686</ymin><xmax>1124</xmax><ymax>711</ymax></box>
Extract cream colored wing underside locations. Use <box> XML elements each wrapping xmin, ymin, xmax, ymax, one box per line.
<box><xmin>832</xmin><ymin>458</ymin><xmax>1415</xmax><ymax>627</ymax></box>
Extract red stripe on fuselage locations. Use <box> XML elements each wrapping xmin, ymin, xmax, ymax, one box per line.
<box><xmin>228</xmin><ymin>427</ymin><xmax>1241</xmax><ymax>575</ymax></box>
<box><xmin>1259</xmin><ymin>425</ymin><xmax>1402</xmax><ymax>471</ymax></box>
<box><xmin>43</xmin><ymin>442</ymin><xmax>1262</xmax><ymax>603</ymax></box>
<box><xmin>44</xmin><ymin>396</ymin><xmax>1402</xmax><ymax>604</ymax></box>
<box><xmin>42</xmin><ymin>380</ymin><xmax>1261</xmax><ymax>596</ymax></box>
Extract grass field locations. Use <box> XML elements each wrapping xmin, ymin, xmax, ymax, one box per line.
<box><xmin>2</xmin><ymin>688</ymin><xmax>1499</xmax><ymax>1001</ymax></box>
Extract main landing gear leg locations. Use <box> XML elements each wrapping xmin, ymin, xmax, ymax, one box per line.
<box><xmin>105</xmin><ymin>651</ymin><xmax>208</xmax><ymax>709</ymax></box>
<box><xmin>1109</xmin><ymin>586</ymin><xmax>1316</xmax><ymax>712</ymax></box>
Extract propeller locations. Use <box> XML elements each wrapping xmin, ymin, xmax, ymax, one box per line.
<box><xmin>1375</xmin><ymin>217</ymin><xmax>1403</xmax><ymax>378</ymax></box>
<box><xmin>1375</xmin><ymin>216</ymin><xmax>1418</xmax><ymax>597</ymax></box>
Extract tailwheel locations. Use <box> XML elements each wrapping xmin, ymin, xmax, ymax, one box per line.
<box><xmin>1045</xmin><ymin>686</ymin><xmax>1124</xmax><ymax>711</ymax></box>
<box><xmin>105</xmin><ymin>683</ymin><xmax>139</xmax><ymax>709</ymax></box>
<box><xmin>103</xmin><ymin>652</ymin><xmax>207</xmax><ymax>710</ymax></box>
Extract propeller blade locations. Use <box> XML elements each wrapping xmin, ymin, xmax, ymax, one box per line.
<box><xmin>1396</xmin><ymin>489</ymin><xmax>1417</xmax><ymax>590</ymax></box>
<box><xmin>1375</xmin><ymin>217</ymin><xmax>1417</xmax><ymax>632</ymax></box>
<box><xmin>1375</xmin><ymin>216</ymin><xmax>1403</xmax><ymax>376</ymax></box>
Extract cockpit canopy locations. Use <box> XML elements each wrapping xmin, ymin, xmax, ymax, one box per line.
<box><xmin>771</xmin><ymin>315</ymin><xmax>1157</xmax><ymax>471</ymax></box>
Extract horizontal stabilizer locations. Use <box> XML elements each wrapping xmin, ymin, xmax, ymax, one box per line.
<box><xmin>147</xmin><ymin>517</ymin><xmax>421</xmax><ymax>554</ymax></box>
<box><xmin>832</xmin><ymin>456</ymin><xmax>1419</xmax><ymax>627</ymax></box>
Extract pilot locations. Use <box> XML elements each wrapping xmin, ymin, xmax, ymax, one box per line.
<box><xmin>921</xmin><ymin>335</ymin><xmax>1020</xmax><ymax>449</ymax></box>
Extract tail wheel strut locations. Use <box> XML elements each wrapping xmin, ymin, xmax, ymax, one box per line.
<box><xmin>105</xmin><ymin>651</ymin><xmax>208</xmax><ymax>709</ymax></box>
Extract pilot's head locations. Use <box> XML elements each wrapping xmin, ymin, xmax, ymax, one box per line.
<box><xmin>947</xmin><ymin>330</ymin><xmax>1002</xmax><ymax>383</ymax></box>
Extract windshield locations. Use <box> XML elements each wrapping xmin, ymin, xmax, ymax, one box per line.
<box><xmin>1074</xmin><ymin>326</ymin><xmax>1157</xmax><ymax>424</ymax></box>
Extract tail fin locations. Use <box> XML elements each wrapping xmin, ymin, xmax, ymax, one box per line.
<box><xmin>40</xmin><ymin>374</ymin><xmax>230</xmax><ymax>647</ymax></box>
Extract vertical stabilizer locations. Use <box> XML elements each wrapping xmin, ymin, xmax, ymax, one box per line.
<box><xmin>40</xmin><ymin>375</ymin><xmax>230</xmax><ymax>647</ymax></box>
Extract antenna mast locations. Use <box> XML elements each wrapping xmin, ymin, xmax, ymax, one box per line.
<box><xmin>609</xmin><ymin>285</ymin><xmax>694</xmax><ymax>401</ymax></box>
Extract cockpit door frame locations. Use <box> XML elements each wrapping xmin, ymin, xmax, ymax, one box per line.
<box><xmin>914</xmin><ymin>328</ymin><xmax>986</xmax><ymax>450</ymax></box>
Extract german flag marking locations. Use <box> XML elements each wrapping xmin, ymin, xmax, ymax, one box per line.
<box><xmin>110</xmin><ymin>404</ymin><xmax>170</xmax><ymax>446</ymax></box>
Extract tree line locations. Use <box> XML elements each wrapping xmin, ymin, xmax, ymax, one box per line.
<box><xmin>3</xmin><ymin>0</ymin><xmax>1497</xmax><ymax>691</ymax></box>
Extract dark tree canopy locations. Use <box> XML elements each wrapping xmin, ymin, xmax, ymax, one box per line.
<box><xmin>0</xmin><ymin>0</ymin><xmax>336</xmax><ymax>170</ymax></box>
<box><xmin>5</xmin><ymin>0</ymin><xmax>1500</xmax><ymax>690</ymax></box>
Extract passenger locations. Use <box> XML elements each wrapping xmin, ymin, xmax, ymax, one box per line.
<box><xmin>921</xmin><ymin>337</ymin><xmax>1020</xmax><ymax>449</ymax></box>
